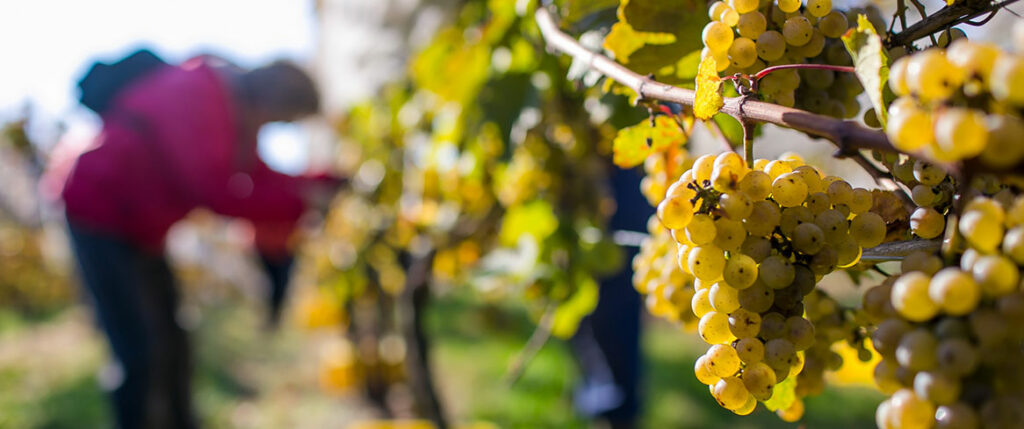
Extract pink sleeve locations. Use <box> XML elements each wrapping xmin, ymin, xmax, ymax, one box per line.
<box><xmin>120</xmin><ymin>64</ymin><xmax>310</xmax><ymax>223</ymax></box>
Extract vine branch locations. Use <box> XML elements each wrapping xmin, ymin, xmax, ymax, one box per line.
<box><xmin>535</xmin><ymin>7</ymin><xmax>898</xmax><ymax>156</ymax></box>
<box><xmin>886</xmin><ymin>0</ymin><xmax>1022</xmax><ymax>47</ymax></box>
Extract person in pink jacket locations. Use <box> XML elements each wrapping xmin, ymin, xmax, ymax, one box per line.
<box><xmin>58</xmin><ymin>56</ymin><xmax>338</xmax><ymax>429</ymax></box>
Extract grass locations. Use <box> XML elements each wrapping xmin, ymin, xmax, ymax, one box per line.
<box><xmin>0</xmin><ymin>287</ymin><xmax>882</xmax><ymax>429</ymax></box>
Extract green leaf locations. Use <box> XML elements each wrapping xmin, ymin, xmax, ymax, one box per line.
<box><xmin>763</xmin><ymin>371</ymin><xmax>797</xmax><ymax>412</ymax></box>
<box><xmin>712</xmin><ymin>113</ymin><xmax>744</xmax><ymax>147</ymax></box>
<box><xmin>602</xmin><ymin>0</ymin><xmax>708</xmax><ymax>85</ymax></box>
<box><xmin>612</xmin><ymin>122</ymin><xmax>652</xmax><ymax>168</ymax></box>
<box><xmin>499</xmin><ymin>200</ymin><xmax>559</xmax><ymax>247</ymax></box>
<box><xmin>842</xmin><ymin>15</ymin><xmax>889</xmax><ymax>127</ymax></box>
<box><xmin>550</xmin><ymin>274</ymin><xmax>599</xmax><ymax>338</ymax></box>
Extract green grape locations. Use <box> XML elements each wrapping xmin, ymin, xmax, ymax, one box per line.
<box><xmin>872</xmin><ymin>318</ymin><xmax>912</xmax><ymax>357</ymax></box>
<box><xmin>889</xmin><ymin>56</ymin><xmax>912</xmax><ymax>96</ymax></box>
<box><xmin>792</xmin><ymin>29</ymin><xmax>826</xmax><ymax>58</ymax></box>
<box><xmin>934</xmin><ymin>108</ymin><xmax>988</xmax><ymax>160</ymax></box>
<box><xmin>724</xmin><ymin>254</ymin><xmax>758</xmax><ymax>289</ymax></box>
<box><xmin>776</xmin><ymin>0</ymin><xmax>801</xmax><ymax>13</ymax></box>
<box><xmin>738</xmin><ymin>170</ymin><xmax>772</xmax><ymax>200</ymax></box>
<box><xmin>876</xmin><ymin>399</ymin><xmax>895</xmax><ymax>429</ymax></box>
<box><xmin>692</xmin><ymin>287</ymin><xmax>714</xmax><ymax>317</ymax></box>
<box><xmin>759</xmin><ymin>312</ymin><xmax>787</xmax><ymax>340</ymax></box>
<box><xmin>713</xmin><ymin>218</ymin><xmax>747</xmax><ymax>252</ymax></box>
<box><xmin>772</xmin><ymin>172</ymin><xmax>809</xmax><ymax>207</ymax></box>
<box><xmin>710</xmin><ymin>281</ymin><xmax>741</xmax><ymax>313</ymax></box>
<box><xmin>911</xmin><ymin>184</ymin><xmax>940</xmax><ymax>207</ymax></box>
<box><xmin>901</xmin><ymin>250</ymin><xmax>942</xmax><ymax>275</ymax></box>
<box><xmin>896</xmin><ymin>328</ymin><xmax>938</xmax><ymax>371</ymax></box>
<box><xmin>759</xmin><ymin>255</ymin><xmax>795</xmax><ymax>289</ymax></box>
<box><xmin>735</xmin><ymin>337</ymin><xmax>765</xmax><ymax>364</ymax></box>
<box><xmin>737</xmin><ymin>11</ymin><xmax>767</xmax><ymax>39</ymax></box>
<box><xmin>910</xmin><ymin>207</ymin><xmax>945</xmax><ymax>239</ymax></box>
<box><xmin>786</xmin><ymin>316</ymin><xmax>815</xmax><ymax>351</ymax></box>
<box><xmin>946</xmin><ymin>39</ymin><xmax>999</xmax><ymax>84</ymax></box>
<box><xmin>709</xmin><ymin>1</ymin><xmax>733</xmax><ymax>21</ymax></box>
<box><xmin>826</xmin><ymin>179</ymin><xmax>853</xmax><ymax>206</ymax></box>
<box><xmin>814</xmin><ymin>209</ymin><xmax>849</xmax><ymax>243</ymax></box>
<box><xmin>906</xmin><ymin>49</ymin><xmax>961</xmax><ymax>101</ymax></box>
<box><xmin>741</xmin><ymin>236</ymin><xmax>771</xmax><ymax>262</ymax></box>
<box><xmin>703</xmin><ymin>21</ymin><xmax>735</xmax><ymax>53</ymax></box>
<box><xmin>686</xmin><ymin>214</ymin><xmax>718</xmax><ymax>245</ymax></box>
<box><xmin>703</xmin><ymin>47</ymin><xmax>732</xmax><ymax>73</ymax></box>
<box><xmin>658</xmin><ymin>194</ymin><xmax>695</xmax><ymax>230</ymax></box>
<box><xmin>935</xmin><ymin>338</ymin><xmax>978</xmax><ymax>377</ymax></box>
<box><xmin>712</xmin><ymin>163</ymin><xmax>745</xmax><ymax>193</ymax></box>
<box><xmin>990</xmin><ymin>55</ymin><xmax>1024</xmax><ymax>104</ymax></box>
<box><xmin>849</xmin><ymin>212</ymin><xmax>886</xmax><ymax>248</ymax></box>
<box><xmin>706</xmin><ymin>343</ymin><xmax>742</xmax><ymax>377</ymax></box>
<box><xmin>864</xmin><ymin>107</ymin><xmax>882</xmax><ymax>128</ymax></box>
<box><xmin>782</xmin><ymin>16</ymin><xmax>813</xmax><ymax>47</ymax></box>
<box><xmin>891</xmin><ymin>272</ymin><xmax>939</xmax><ymax>322</ymax></box>
<box><xmin>780</xmin><ymin>206</ymin><xmax>814</xmax><ymax>236</ymax></box>
<box><xmin>738</xmin><ymin>281</ymin><xmax>774</xmax><ymax>312</ymax></box>
<box><xmin>913</xmin><ymin>160</ymin><xmax>945</xmax><ymax>186</ymax></box>
<box><xmin>744</xmin><ymin>200</ymin><xmax>781</xmax><ymax>237</ymax></box>
<box><xmin>817</xmin><ymin>10</ymin><xmax>848</xmax><ymax>38</ymax></box>
<box><xmin>928</xmin><ymin>267</ymin><xmax>980</xmax><ymax>316</ymax></box>
<box><xmin>728</xmin><ymin>37</ymin><xmax>758</xmax><ymax>69</ymax></box>
<box><xmin>806</xmin><ymin>0</ymin><xmax>831</xmax><ymax>17</ymax></box>
<box><xmin>791</xmin><ymin>222</ymin><xmax>826</xmax><ymax>255</ymax></box>
<box><xmin>755</xmin><ymin>30</ymin><xmax>786</xmax><ymax>61</ymax></box>
<box><xmin>972</xmin><ymin>254</ymin><xmax>1020</xmax><ymax>298</ymax></box>
<box><xmin>729</xmin><ymin>0</ymin><xmax>759</xmax><ymax>15</ymax></box>
<box><xmin>935</xmin><ymin>403</ymin><xmax>980</xmax><ymax>429</ymax></box>
<box><xmin>886</xmin><ymin>101</ymin><xmax>934</xmax><ymax>152</ymax></box>
<box><xmin>808</xmin><ymin>245</ymin><xmax>838</xmax><ymax>275</ymax></box>
<box><xmin>693</xmin><ymin>153</ymin><xmax>717</xmax><ymax>184</ymax></box>
<box><xmin>695</xmin><ymin>355</ymin><xmax>722</xmax><ymax>385</ymax></box>
<box><xmin>720</xmin><ymin>192</ymin><xmax>753</xmax><ymax>220</ymax></box>
<box><xmin>733</xmin><ymin>395</ymin><xmax>757</xmax><ymax>416</ymax></box>
<box><xmin>913</xmin><ymin>371</ymin><xmax>960</xmax><ymax>405</ymax></box>
<box><xmin>793</xmin><ymin>165</ymin><xmax>824</xmax><ymax>193</ymax></box>
<box><xmin>1002</xmin><ymin>227</ymin><xmax>1024</xmax><ymax>263</ymax></box>
<box><xmin>729</xmin><ymin>308</ymin><xmax>762</xmax><ymax>338</ymax></box>
<box><xmin>981</xmin><ymin>114</ymin><xmax>1024</xmax><ymax>169</ymax></box>
<box><xmin>835</xmin><ymin>234</ymin><xmax>863</xmax><ymax>267</ymax></box>
<box><xmin>689</xmin><ymin>245</ymin><xmax>727</xmax><ymax>281</ymax></box>
<box><xmin>805</xmin><ymin>192</ymin><xmax>831</xmax><ymax>214</ymax></box>
<box><xmin>763</xmin><ymin>159</ymin><xmax>792</xmax><ymax>180</ymax></box>
<box><xmin>764</xmin><ymin>338</ymin><xmax>797</xmax><ymax>371</ymax></box>
<box><xmin>741</xmin><ymin>362</ymin><xmax>777</xmax><ymax>401</ymax></box>
<box><xmin>862</xmin><ymin>283</ymin><xmax>895</xmax><ymax>321</ymax></box>
<box><xmin>958</xmin><ymin>210</ymin><xmax>1002</xmax><ymax>252</ymax></box>
<box><xmin>713</xmin><ymin>376</ymin><xmax>750</xmax><ymax>410</ymax></box>
<box><xmin>873</xmin><ymin>359</ymin><xmax>902</xmax><ymax>394</ymax></box>
<box><xmin>700</xmin><ymin>311</ymin><xmax>736</xmax><ymax>344</ymax></box>
<box><xmin>889</xmin><ymin>389</ymin><xmax>937</xmax><ymax>429</ymax></box>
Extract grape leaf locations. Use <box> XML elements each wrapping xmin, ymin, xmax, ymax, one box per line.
<box><xmin>602</xmin><ymin>0</ymin><xmax>708</xmax><ymax>85</ymax></box>
<box><xmin>499</xmin><ymin>200</ymin><xmax>559</xmax><ymax>247</ymax></box>
<box><xmin>842</xmin><ymin>15</ymin><xmax>889</xmax><ymax>126</ymax></box>
<box><xmin>694</xmin><ymin>55</ymin><xmax>724</xmax><ymax>120</ymax></box>
<box><xmin>551</xmin><ymin>273</ymin><xmax>599</xmax><ymax>338</ymax></box>
<box><xmin>611</xmin><ymin>121</ymin><xmax>651</xmax><ymax>167</ymax></box>
<box><xmin>763</xmin><ymin>375</ymin><xmax>797</xmax><ymax>411</ymax></box>
<box><xmin>612</xmin><ymin>116</ymin><xmax>687</xmax><ymax>167</ymax></box>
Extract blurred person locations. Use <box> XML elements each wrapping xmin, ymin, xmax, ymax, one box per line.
<box><xmin>570</xmin><ymin>166</ymin><xmax>653</xmax><ymax>429</ymax></box>
<box><xmin>52</xmin><ymin>52</ymin><xmax>341</xmax><ymax>429</ymax></box>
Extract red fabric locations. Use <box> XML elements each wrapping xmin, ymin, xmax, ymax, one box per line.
<box><xmin>61</xmin><ymin>59</ymin><xmax>317</xmax><ymax>253</ymax></box>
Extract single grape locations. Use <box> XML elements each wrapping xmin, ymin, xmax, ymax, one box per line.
<box><xmin>703</xmin><ymin>21</ymin><xmax>735</xmax><ymax>53</ymax></box>
<box><xmin>728</xmin><ymin>37</ymin><xmax>758</xmax><ymax>69</ymax></box>
<box><xmin>741</xmin><ymin>361</ymin><xmax>777</xmax><ymax>400</ymax></box>
<box><xmin>782</xmin><ymin>16</ymin><xmax>813</xmax><ymax>47</ymax></box>
<box><xmin>729</xmin><ymin>0</ymin><xmax>759</xmax><ymax>14</ymax></box>
<box><xmin>699</xmin><ymin>311</ymin><xmax>736</xmax><ymax>344</ymax></box>
<box><xmin>706</xmin><ymin>343</ymin><xmax>742</xmax><ymax>377</ymax></box>
<box><xmin>735</xmin><ymin>337</ymin><xmax>765</xmax><ymax>364</ymax></box>
<box><xmin>889</xmin><ymin>389</ymin><xmax>937</xmax><ymax>429</ymax></box>
<box><xmin>738</xmin><ymin>281</ymin><xmax>774</xmax><ymax>313</ymax></box>
<box><xmin>695</xmin><ymin>355</ymin><xmax>722</xmax><ymax>385</ymax></box>
<box><xmin>689</xmin><ymin>245</ymin><xmax>727</xmax><ymax>281</ymax></box>
<box><xmin>934</xmin><ymin>108</ymin><xmax>988</xmax><ymax>160</ymax></box>
<box><xmin>791</xmin><ymin>222</ymin><xmax>826</xmax><ymax>255</ymax></box>
<box><xmin>720</xmin><ymin>192</ymin><xmax>753</xmax><ymax>220</ymax></box>
<box><xmin>990</xmin><ymin>55</ymin><xmax>1024</xmax><ymax>104</ymax></box>
<box><xmin>724</xmin><ymin>253</ymin><xmax>758</xmax><ymax>289</ymax></box>
<box><xmin>776</xmin><ymin>0</ymin><xmax>801</xmax><ymax>13</ymax></box>
<box><xmin>886</xmin><ymin>102</ymin><xmax>934</xmax><ymax>152</ymax></box>
<box><xmin>686</xmin><ymin>214</ymin><xmax>718</xmax><ymax>245</ymax></box>
<box><xmin>849</xmin><ymin>212</ymin><xmax>886</xmax><ymax>248</ymax></box>
<box><xmin>772</xmin><ymin>172</ymin><xmax>809</xmax><ymax>207</ymax></box>
<box><xmin>971</xmin><ymin>255</ymin><xmax>1018</xmax><ymax>297</ymax></box>
<box><xmin>759</xmin><ymin>255</ymin><xmax>796</xmax><ymax>289</ymax></box>
<box><xmin>710</xmin><ymin>281</ymin><xmax>741</xmax><ymax>313</ymax></box>
<box><xmin>959</xmin><ymin>209</ymin><xmax>1003</xmax><ymax>253</ymax></box>
<box><xmin>764</xmin><ymin>338</ymin><xmax>797</xmax><ymax>371</ymax></box>
<box><xmin>713</xmin><ymin>218</ymin><xmax>747</xmax><ymax>252</ymax></box>
<box><xmin>728</xmin><ymin>308</ymin><xmax>762</xmax><ymax>339</ymax></box>
<box><xmin>906</xmin><ymin>49</ymin><xmax>962</xmax><ymax>101</ymax></box>
<box><xmin>913</xmin><ymin>161</ymin><xmax>945</xmax><ymax>186</ymax></box>
<box><xmin>738</xmin><ymin>170</ymin><xmax>772</xmax><ymax>200</ymax></box>
<box><xmin>692</xmin><ymin>288</ymin><xmax>714</xmax><ymax>317</ymax></box>
<box><xmin>713</xmin><ymin>376</ymin><xmax>750</xmax><ymax>410</ymax></box>
<box><xmin>658</xmin><ymin>195</ymin><xmax>695</xmax><ymax>230</ymax></box>
<box><xmin>891</xmin><ymin>271</ymin><xmax>939</xmax><ymax>322</ymax></box>
<box><xmin>935</xmin><ymin>403</ymin><xmax>980</xmax><ymax>429</ymax></box>
<box><xmin>817</xmin><ymin>10</ymin><xmax>848</xmax><ymax>38</ymax></box>
<box><xmin>910</xmin><ymin>207</ymin><xmax>945</xmax><ymax>239</ymax></box>
<box><xmin>744</xmin><ymin>200</ymin><xmax>781</xmax><ymax>237</ymax></box>
<box><xmin>756</xmin><ymin>30</ymin><xmax>786</xmax><ymax>61</ymax></box>
<box><xmin>895</xmin><ymin>328</ymin><xmax>938</xmax><ymax>371</ymax></box>
<box><xmin>736</xmin><ymin>12</ymin><xmax>767</xmax><ymax>40</ymax></box>
<box><xmin>786</xmin><ymin>316</ymin><xmax>815</xmax><ymax>351</ymax></box>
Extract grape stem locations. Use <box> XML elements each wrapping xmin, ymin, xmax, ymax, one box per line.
<box><xmin>534</xmin><ymin>7</ymin><xmax>898</xmax><ymax>153</ymax></box>
<box><xmin>886</xmin><ymin>0</ymin><xmax>1021</xmax><ymax>48</ymax></box>
<box><xmin>504</xmin><ymin>304</ymin><xmax>556</xmax><ymax>386</ymax></box>
<box><xmin>753</xmin><ymin>64</ymin><xmax>855</xmax><ymax>81</ymax></box>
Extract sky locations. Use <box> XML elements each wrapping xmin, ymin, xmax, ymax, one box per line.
<box><xmin>0</xmin><ymin>0</ymin><xmax>318</xmax><ymax>173</ymax></box>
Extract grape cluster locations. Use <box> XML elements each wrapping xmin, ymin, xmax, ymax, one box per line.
<box><xmin>864</xmin><ymin>194</ymin><xmax>1024</xmax><ymax>429</ymax></box>
<box><xmin>634</xmin><ymin>214</ymin><xmax>699</xmax><ymax>329</ymax></box>
<box><xmin>654</xmin><ymin>151</ymin><xmax>887</xmax><ymax>416</ymax></box>
<box><xmin>640</xmin><ymin>146</ymin><xmax>693</xmax><ymax>207</ymax></box>
<box><xmin>885</xmin><ymin>23</ymin><xmax>1024</xmax><ymax>167</ymax></box>
<box><xmin>701</xmin><ymin>0</ymin><xmax>879</xmax><ymax>117</ymax></box>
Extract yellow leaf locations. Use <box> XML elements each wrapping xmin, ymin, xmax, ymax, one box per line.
<box><xmin>694</xmin><ymin>55</ymin><xmax>723</xmax><ymax>120</ymax></box>
<box><xmin>612</xmin><ymin>123</ymin><xmax>652</xmax><ymax>168</ymax></box>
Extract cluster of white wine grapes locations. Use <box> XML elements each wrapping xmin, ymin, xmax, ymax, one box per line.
<box><xmin>885</xmin><ymin>22</ymin><xmax>1024</xmax><ymax>166</ymax></box>
<box><xmin>640</xmin><ymin>147</ymin><xmax>693</xmax><ymax>207</ymax></box>
<box><xmin>863</xmin><ymin>193</ymin><xmax>1024</xmax><ymax>429</ymax></box>
<box><xmin>798</xmin><ymin>289</ymin><xmax>871</xmax><ymax>397</ymax></box>
<box><xmin>634</xmin><ymin>214</ymin><xmax>700</xmax><ymax>328</ymax></box>
<box><xmin>654</xmin><ymin>150</ymin><xmax>888</xmax><ymax>417</ymax></box>
<box><xmin>701</xmin><ymin>0</ymin><xmax>881</xmax><ymax>117</ymax></box>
